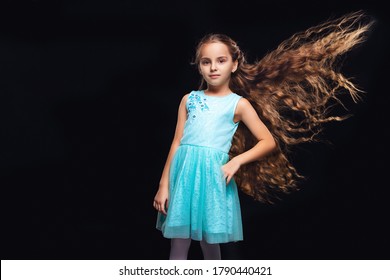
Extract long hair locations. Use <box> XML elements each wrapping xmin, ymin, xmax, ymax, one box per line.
<box><xmin>192</xmin><ymin>11</ymin><xmax>375</xmax><ymax>203</ymax></box>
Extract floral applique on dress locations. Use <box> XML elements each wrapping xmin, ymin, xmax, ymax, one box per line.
<box><xmin>187</xmin><ymin>92</ymin><xmax>209</xmax><ymax>122</ymax></box>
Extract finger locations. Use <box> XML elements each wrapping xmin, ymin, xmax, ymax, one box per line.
<box><xmin>222</xmin><ymin>172</ymin><xmax>227</xmax><ymax>180</ymax></box>
<box><xmin>226</xmin><ymin>175</ymin><xmax>232</xmax><ymax>185</ymax></box>
<box><xmin>160</xmin><ymin>205</ymin><xmax>167</xmax><ymax>215</ymax></box>
<box><xmin>165</xmin><ymin>199</ymin><xmax>169</xmax><ymax>210</ymax></box>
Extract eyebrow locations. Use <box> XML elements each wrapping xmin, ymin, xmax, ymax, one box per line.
<box><xmin>200</xmin><ymin>56</ymin><xmax>228</xmax><ymax>60</ymax></box>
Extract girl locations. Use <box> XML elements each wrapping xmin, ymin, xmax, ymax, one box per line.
<box><xmin>153</xmin><ymin>11</ymin><xmax>374</xmax><ymax>260</ymax></box>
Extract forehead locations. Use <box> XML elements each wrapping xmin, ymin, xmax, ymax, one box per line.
<box><xmin>200</xmin><ymin>42</ymin><xmax>231</xmax><ymax>58</ymax></box>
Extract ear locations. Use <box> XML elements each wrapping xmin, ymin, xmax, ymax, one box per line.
<box><xmin>232</xmin><ymin>60</ymin><xmax>238</xmax><ymax>73</ymax></box>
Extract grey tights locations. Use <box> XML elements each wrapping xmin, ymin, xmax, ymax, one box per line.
<box><xmin>169</xmin><ymin>238</ymin><xmax>221</xmax><ymax>260</ymax></box>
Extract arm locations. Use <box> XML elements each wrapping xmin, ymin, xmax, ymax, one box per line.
<box><xmin>153</xmin><ymin>93</ymin><xmax>188</xmax><ymax>214</ymax></box>
<box><xmin>222</xmin><ymin>97</ymin><xmax>277</xmax><ymax>184</ymax></box>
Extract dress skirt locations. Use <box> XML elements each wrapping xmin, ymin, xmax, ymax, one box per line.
<box><xmin>156</xmin><ymin>144</ymin><xmax>243</xmax><ymax>244</ymax></box>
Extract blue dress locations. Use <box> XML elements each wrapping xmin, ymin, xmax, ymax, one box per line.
<box><xmin>156</xmin><ymin>90</ymin><xmax>243</xmax><ymax>244</ymax></box>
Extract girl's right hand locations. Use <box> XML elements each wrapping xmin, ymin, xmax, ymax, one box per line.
<box><xmin>153</xmin><ymin>187</ymin><xmax>169</xmax><ymax>215</ymax></box>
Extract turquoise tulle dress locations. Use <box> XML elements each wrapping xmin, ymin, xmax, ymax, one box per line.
<box><xmin>156</xmin><ymin>90</ymin><xmax>243</xmax><ymax>244</ymax></box>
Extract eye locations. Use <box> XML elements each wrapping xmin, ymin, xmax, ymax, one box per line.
<box><xmin>218</xmin><ymin>58</ymin><xmax>227</xmax><ymax>63</ymax></box>
<box><xmin>201</xmin><ymin>60</ymin><xmax>210</xmax><ymax>65</ymax></box>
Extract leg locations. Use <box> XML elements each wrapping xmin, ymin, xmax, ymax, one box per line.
<box><xmin>200</xmin><ymin>240</ymin><xmax>221</xmax><ymax>260</ymax></box>
<box><xmin>169</xmin><ymin>238</ymin><xmax>192</xmax><ymax>260</ymax></box>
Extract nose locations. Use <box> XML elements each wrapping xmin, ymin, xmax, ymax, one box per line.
<box><xmin>210</xmin><ymin>62</ymin><xmax>217</xmax><ymax>71</ymax></box>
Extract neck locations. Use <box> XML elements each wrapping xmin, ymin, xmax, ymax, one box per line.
<box><xmin>206</xmin><ymin>84</ymin><xmax>232</xmax><ymax>95</ymax></box>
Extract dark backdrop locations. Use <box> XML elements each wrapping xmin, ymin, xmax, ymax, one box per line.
<box><xmin>1</xmin><ymin>0</ymin><xmax>389</xmax><ymax>260</ymax></box>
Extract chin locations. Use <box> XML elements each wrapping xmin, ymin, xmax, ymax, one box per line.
<box><xmin>206</xmin><ymin>80</ymin><xmax>223</xmax><ymax>87</ymax></box>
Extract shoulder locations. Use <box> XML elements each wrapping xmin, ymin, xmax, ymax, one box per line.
<box><xmin>235</xmin><ymin>97</ymin><xmax>257</xmax><ymax>118</ymax></box>
<box><xmin>181</xmin><ymin>90</ymin><xmax>200</xmax><ymax>103</ymax></box>
<box><xmin>178</xmin><ymin>91</ymin><xmax>193</xmax><ymax>108</ymax></box>
<box><xmin>236</xmin><ymin>97</ymin><xmax>253</xmax><ymax>111</ymax></box>
<box><xmin>181</xmin><ymin>92</ymin><xmax>192</xmax><ymax>103</ymax></box>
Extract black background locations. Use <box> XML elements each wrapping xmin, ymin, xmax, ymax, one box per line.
<box><xmin>1</xmin><ymin>0</ymin><xmax>389</xmax><ymax>260</ymax></box>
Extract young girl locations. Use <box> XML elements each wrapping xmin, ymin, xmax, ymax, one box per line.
<box><xmin>153</xmin><ymin>11</ymin><xmax>374</xmax><ymax>260</ymax></box>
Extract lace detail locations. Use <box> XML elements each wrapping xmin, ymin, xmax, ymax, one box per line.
<box><xmin>187</xmin><ymin>92</ymin><xmax>209</xmax><ymax>122</ymax></box>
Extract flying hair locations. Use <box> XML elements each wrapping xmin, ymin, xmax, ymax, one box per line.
<box><xmin>192</xmin><ymin>11</ymin><xmax>375</xmax><ymax>203</ymax></box>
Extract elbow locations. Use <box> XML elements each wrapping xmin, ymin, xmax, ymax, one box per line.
<box><xmin>255</xmin><ymin>137</ymin><xmax>277</xmax><ymax>161</ymax></box>
<box><xmin>171</xmin><ymin>139</ymin><xmax>181</xmax><ymax>149</ymax></box>
<box><xmin>268</xmin><ymin>137</ymin><xmax>277</xmax><ymax>154</ymax></box>
<box><xmin>260</xmin><ymin>131</ymin><xmax>277</xmax><ymax>154</ymax></box>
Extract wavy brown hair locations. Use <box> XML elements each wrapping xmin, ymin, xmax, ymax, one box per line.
<box><xmin>192</xmin><ymin>11</ymin><xmax>374</xmax><ymax>203</ymax></box>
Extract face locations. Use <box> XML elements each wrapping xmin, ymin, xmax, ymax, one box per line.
<box><xmin>198</xmin><ymin>42</ymin><xmax>238</xmax><ymax>88</ymax></box>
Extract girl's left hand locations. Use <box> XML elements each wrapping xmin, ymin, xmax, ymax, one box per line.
<box><xmin>221</xmin><ymin>157</ymin><xmax>241</xmax><ymax>185</ymax></box>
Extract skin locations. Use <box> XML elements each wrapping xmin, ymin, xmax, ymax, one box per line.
<box><xmin>153</xmin><ymin>42</ymin><xmax>276</xmax><ymax>215</ymax></box>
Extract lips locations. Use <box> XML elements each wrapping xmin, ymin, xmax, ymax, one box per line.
<box><xmin>209</xmin><ymin>75</ymin><xmax>220</xmax><ymax>79</ymax></box>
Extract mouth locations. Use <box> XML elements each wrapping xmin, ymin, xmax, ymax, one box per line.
<box><xmin>209</xmin><ymin>75</ymin><xmax>220</xmax><ymax>79</ymax></box>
